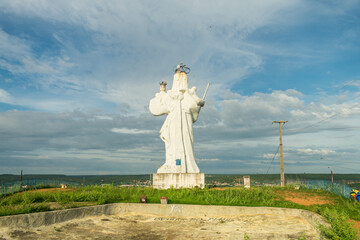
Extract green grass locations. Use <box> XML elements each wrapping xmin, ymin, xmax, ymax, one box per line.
<box><xmin>0</xmin><ymin>204</ymin><xmax>51</xmax><ymax>216</ymax></box>
<box><xmin>318</xmin><ymin>208</ymin><xmax>358</xmax><ymax>240</ymax></box>
<box><xmin>0</xmin><ymin>185</ymin><xmax>359</xmax><ymax>239</ymax></box>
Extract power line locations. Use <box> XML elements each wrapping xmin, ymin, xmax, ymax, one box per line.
<box><xmin>265</xmin><ymin>144</ymin><xmax>280</xmax><ymax>174</ymax></box>
<box><xmin>336</xmin><ymin>79</ymin><xmax>360</xmax><ymax>92</ymax></box>
<box><xmin>282</xmin><ymin>80</ymin><xmax>360</xmax><ymax>134</ymax></box>
<box><xmin>293</xmin><ymin>79</ymin><xmax>360</xmax><ymax>115</ymax></box>
<box><xmin>286</xmin><ymin>102</ymin><xmax>360</xmax><ymax>135</ymax></box>
<box><xmin>332</xmin><ymin>165</ymin><xmax>357</xmax><ymax>171</ymax></box>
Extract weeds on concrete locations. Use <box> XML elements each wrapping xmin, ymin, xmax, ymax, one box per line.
<box><xmin>244</xmin><ymin>232</ymin><xmax>250</xmax><ymax>240</ymax></box>
<box><xmin>297</xmin><ymin>233</ymin><xmax>307</xmax><ymax>240</ymax></box>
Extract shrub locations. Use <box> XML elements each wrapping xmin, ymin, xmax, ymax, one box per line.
<box><xmin>318</xmin><ymin>207</ymin><xmax>358</xmax><ymax>240</ymax></box>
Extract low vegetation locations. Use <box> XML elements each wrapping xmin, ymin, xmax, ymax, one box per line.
<box><xmin>3</xmin><ymin>173</ymin><xmax>360</xmax><ymax>188</ymax></box>
<box><xmin>0</xmin><ymin>185</ymin><xmax>359</xmax><ymax>239</ymax></box>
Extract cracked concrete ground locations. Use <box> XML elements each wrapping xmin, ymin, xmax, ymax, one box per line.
<box><xmin>0</xmin><ymin>204</ymin><xmax>326</xmax><ymax>240</ymax></box>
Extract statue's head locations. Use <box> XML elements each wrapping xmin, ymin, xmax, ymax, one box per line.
<box><xmin>172</xmin><ymin>71</ymin><xmax>188</xmax><ymax>92</ymax></box>
<box><xmin>172</xmin><ymin>63</ymin><xmax>189</xmax><ymax>92</ymax></box>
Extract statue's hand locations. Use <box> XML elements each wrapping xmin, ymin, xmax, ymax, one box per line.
<box><xmin>198</xmin><ymin>99</ymin><xmax>205</xmax><ymax>107</ymax></box>
<box><xmin>189</xmin><ymin>87</ymin><xmax>197</xmax><ymax>94</ymax></box>
<box><xmin>155</xmin><ymin>92</ymin><xmax>165</xmax><ymax>97</ymax></box>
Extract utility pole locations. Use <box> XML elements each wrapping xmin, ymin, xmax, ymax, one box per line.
<box><xmin>328</xmin><ymin>167</ymin><xmax>334</xmax><ymax>185</ymax></box>
<box><xmin>20</xmin><ymin>169</ymin><xmax>23</xmax><ymax>188</ymax></box>
<box><xmin>273</xmin><ymin>121</ymin><xmax>288</xmax><ymax>187</ymax></box>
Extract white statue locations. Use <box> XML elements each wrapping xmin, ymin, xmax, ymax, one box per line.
<box><xmin>149</xmin><ymin>64</ymin><xmax>207</xmax><ymax>173</ymax></box>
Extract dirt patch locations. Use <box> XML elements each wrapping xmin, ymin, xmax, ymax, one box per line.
<box><xmin>30</xmin><ymin>188</ymin><xmax>73</xmax><ymax>193</ymax></box>
<box><xmin>351</xmin><ymin>219</ymin><xmax>360</xmax><ymax>229</ymax></box>
<box><xmin>209</xmin><ymin>187</ymin><xmax>245</xmax><ymax>191</ymax></box>
<box><xmin>276</xmin><ymin>191</ymin><xmax>335</xmax><ymax>206</ymax></box>
<box><xmin>350</xmin><ymin>219</ymin><xmax>360</xmax><ymax>238</ymax></box>
<box><xmin>15</xmin><ymin>188</ymin><xmax>74</xmax><ymax>196</ymax></box>
<box><xmin>210</xmin><ymin>187</ymin><xmax>227</xmax><ymax>191</ymax></box>
<box><xmin>0</xmin><ymin>213</ymin><xmax>321</xmax><ymax>240</ymax></box>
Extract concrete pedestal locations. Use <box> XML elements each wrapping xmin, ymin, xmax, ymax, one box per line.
<box><xmin>153</xmin><ymin>173</ymin><xmax>205</xmax><ymax>189</ymax></box>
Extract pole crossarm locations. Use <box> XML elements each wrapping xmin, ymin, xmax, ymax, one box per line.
<box><xmin>272</xmin><ymin>120</ymin><xmax>288</xmax><ymax>124</ymax></box>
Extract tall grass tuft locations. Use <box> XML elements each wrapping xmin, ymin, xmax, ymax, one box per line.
<box><xmin>318</xmin><ymin>208</ymin><xmax>358</xmax><ymax>240</ymax></box>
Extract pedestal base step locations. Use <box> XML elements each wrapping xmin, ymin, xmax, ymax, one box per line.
<box><xmin>153</xmin><ymin>173</ymin><xmax>205</xmax><ymax>189</ymax></box>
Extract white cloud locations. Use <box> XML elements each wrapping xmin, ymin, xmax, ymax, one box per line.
<box><xmin>0</xmin><ymin>89</ymin><xmax>359</xmax><ymax>174</ymax></box>
<box><xmin>219</xmin><ymin>89</ymin><xmax>304</xmax><ymax>128</ymax></box>
<box><xmin>0</xmin><ymin>0</ymin><xmax>310</xmax><ymax>113</ymax></box>
<box><xmin>346</xmin><ymin>79</ymin><xmax>360</xmax><ymax>89</ymax></box>
<box><xmin>295</xmin><ymin>148</ymin><xmax>336</xmax><ymax>156</ymax></box>
<box><xmin>111</xmin><ymin>128</ymin><xmax>155</xmax><ymax>135</ymax></box>
<box><xmin>0</xmin><ymin>89</ymin><xmax>13</xmax><ymax>104</ymax></box>
<box><xmin>96</xmin><ymin>115</ymin><xmax>113</xmax><ymax>120</ymax></box>
<box><xmin>0</xmin><ymin>1</ymin><xmax>299</xmax><ymax>36</ymax></box>
<box><xmin>0</xmin><ymin>28</ymin><xmax>32</xmax><ymax>58</ymax></box>
<box><xmin>0</xmin><ymin>0</ymin><xmax>356</xmax><ymax>114</ymax></box>
<box><xmin>0</xmin><ymin>28</ymin><xmax>79</xmax><ymax>95</ymax></box>
<box><xmin>0</xmin><ymin>29</ymin><xmax>52</xmax><ymax>75</ymax></box>
<box><xmin>262</xmin><ymin>153</ymin><xmax>277</xmax><ymax>159</ymax></box>
<box><xmin>197</xmin><ymin>158</ymin><xmax>220</xmax><ymax>162</ymax></box>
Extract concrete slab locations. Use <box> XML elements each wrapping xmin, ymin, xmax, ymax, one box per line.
<box><xmin>0</xmin><ymin>203</ymin><xmax>328</xmax><ymax>239</ymax></box>
<box><xmin>153</xmin><ymin>173</ymin><xmax>205</xmax><ymax>189</ymax></box>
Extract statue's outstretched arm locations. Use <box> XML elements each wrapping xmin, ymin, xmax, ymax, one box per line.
<box><xmin>149</xmin><ymin>93</ymin><xmax>170</xmax><ymax>116</ymax></box>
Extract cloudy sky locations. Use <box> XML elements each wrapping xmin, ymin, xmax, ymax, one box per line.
<box><xmin>0</xmin><ymin>0</ymin><xmax>359</xmax><ymax>175</ymax></box>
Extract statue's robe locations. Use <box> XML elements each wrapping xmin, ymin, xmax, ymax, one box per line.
<box><xmin>149</xmin><ymin>87</ymin><xmax>202</xmax><ymax>173</ymax></box>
